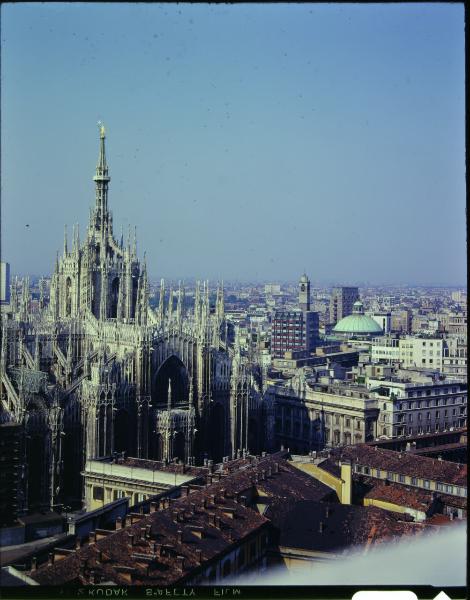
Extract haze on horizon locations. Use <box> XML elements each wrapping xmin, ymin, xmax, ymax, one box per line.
<box><xmin>1</xmin><ymin>3</ymin><xmax>466</xmax><ymax>286</ymax></box>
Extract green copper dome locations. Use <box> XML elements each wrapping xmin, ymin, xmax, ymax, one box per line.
<box><xmin>332</xmin><ymin>300</ymin><xmax>383</xmax><ymax>335</ymax></box>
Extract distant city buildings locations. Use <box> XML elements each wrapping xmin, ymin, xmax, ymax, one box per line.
<box><xmin>0</xmin><ymin>261</ymin><xmax>10</xmax><ymax>304</ymax></box>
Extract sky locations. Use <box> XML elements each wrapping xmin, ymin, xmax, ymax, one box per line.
<box><xmin>1</xmin><ymin>3</ymin><xmax>466</xmax><ymax>285</ymax></box>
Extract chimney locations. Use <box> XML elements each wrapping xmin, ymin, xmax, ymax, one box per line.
<box><xmin>220</xmin><ymin>488</ymin><xmax>226</xmax><ymax>498</ymax></box>
<box><xmin>89</xmin><ymin>531</ymin><xmax>96</xmax><ymax>545</ymax></box>
<box><xmin>195</xmin><ymin>549</ymin><xmax>202</xmax><ymax>563</ymax></box>
<box><xmin>267</xmin><ymin>467</ymin><xmax>272</xmax><ymax>478</ymax></box>
<box><xmin>177</xmin><ymin>530</ymin><xmax>183</xmax><ymax>543</ymax></box>
<box><xmin>240</xmin><ymin>496</ymin><xmax>247</xmax><ymax>507</ymax></box>
<box><xmin>319</xmin><ymin>521</ymin><xmax>324</xmax><ymax>533</ymax></box>
<box><xmin>127</xmin><ymin>533</ymin><xmax>135</xmax><ymax>547</ymax></box>
<box><xmin>215</xmin><ymin>516</ymin><xmax>221</xmax><ymax>529</ymax></box>
<box><xmin>209</xmin><ymin>494</ymin><xmax>216</xmax><ymax>505</ymax></box>
<box><xmin>261</xmin><ymin>470</ymin><xmax>266</xmax><ymax>481</ymax></box>
<box><xmin>340</xmin><ymin>460</ymin><xmax>352</xmax><ymax>505</ymax></box>
<box><xmin>48</xmin><ymin>552</ymin><xmax>54</xmax><ymax>566</ymax></box>
<box><xmin>190</xmin><ymin>502</ymin><xmax>197</xmax><ymax>514</ymax></box>
<box><xmin>273</xmin><ymin>462</ymin><xmax>279</xmax><ymax>474</ymax></box>
<box><xmin>150</xmin><ymin>502</ymin><xmax>158</xmax><ymax>513</ymax></box>
<box><xmin>145</xmin><ymin>525</ymin><xmax>152</xmax><ymax>538</ymax></box>
<box><xmin>96</xmin><ymin>550</ymin><xmax>103</xmax><ymax>563</ymax></box>
<box><xmin>89</xmin><ymin>570</ymin><xmax>96</xmax><ymax>585</ymax></box>
<box><xmin>31</xmin><ymin>557</ymin><xmax>37</xmax><ymax>572</ymax></box>
<box><xmin>115</xmin><ymin>517</ymin><xmax>123</xmax><ymax>530</ymax></box>
<box><xmin>172</xmin><ymin>510</ymin><xmax>179</xmax><ymax>523</ymax></box>
<box><xmin>208</xmin><ymin>513</ymin><xmax>216</xmax><ymax>526</ymax></box>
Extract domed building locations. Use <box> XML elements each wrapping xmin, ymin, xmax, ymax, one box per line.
<box><xmin>333</xmin><ymin>300</ymin><xmax>383</xmax><ymax>338</ymax></box>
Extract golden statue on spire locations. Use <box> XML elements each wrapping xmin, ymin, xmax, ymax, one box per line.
<box><xmin>97</xmin><ymin>120</ymin><xmax>106</xmax><ymax>138</ymax></box>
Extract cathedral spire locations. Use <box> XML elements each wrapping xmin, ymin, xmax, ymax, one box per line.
<box><xmin>158</xmin><ymin>278</ymin><xmax>165</xmax><ymax>323</ymax></box>
<box><xmin>167</xmin><ymin>378</ymin><xmax>172</xmax><ymax>411</ymax></box>
<box><xmin>96</xmin><ymin>122</ymin><xmax>109</xmax><ymax>176</ymax></box>
<box><xmin>93</xmin><ymin>122</ymin><xmax>111</xmax><ymax>235</ymax></box>
<box><xmin>63</xmin><ymin>224</ymin><xmax>68</xmax><ymax>256</ymax></box>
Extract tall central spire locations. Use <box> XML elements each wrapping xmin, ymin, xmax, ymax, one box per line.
<box><xmin>92</xmin><ymin>122</ymin><xmax>111</xmax><ymax>235</ymax></box>
<box><xmin>95</xmin><ymin>123</ymin><xmax>110</xmax><ymax>180</ymax></box>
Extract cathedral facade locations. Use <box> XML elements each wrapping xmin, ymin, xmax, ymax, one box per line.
<box><xmin>0</xmin><ymin>127</ymin><xmax>271</xmax><ymax>514</ymax></box>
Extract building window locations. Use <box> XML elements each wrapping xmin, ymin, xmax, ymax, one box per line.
<box><xmin>411</xmin><ymin>477</ymin><xmax>417</xmax><ymax>486</ymax></box>
<box><xmin>423</xmin><ymin>480</ymin><xmax>430</xmax><ymax>489</ymax></box>
<box><xmin>398</xmin><ymin>474</ymin><xmax>405</xmax><ymax>483</ymax></box>
<box><xmin>93</xmin><ymin>486</ymin><xmax>104</xmax><ymax>501</ymax></box>
<box><xmin>376</xmin><ymin>469</ymin><xmax>381</xmax><ymax>478</ymax></box>
<box><xmin>387</xmin><ymin>471</ymin><xmax>394</xmax><ymax>481</ymax></box>
<box><xmin>446</xmin><ymin>485</ymin><xmax>453</xmax><ymax>494</ymax></box>
<box><xmin>436</xmin><ymin>483</ymin><xmax>444</xmax><ymax>492</ymax></box>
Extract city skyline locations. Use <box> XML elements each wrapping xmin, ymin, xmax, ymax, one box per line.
<box><xmin>1</xmin><ymin>3</ymin><xmax>466</xmax><ymax>285</ymax></box>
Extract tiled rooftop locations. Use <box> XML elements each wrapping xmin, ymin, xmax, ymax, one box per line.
<box><xmin>271</xmin><ymin>500</ymin><xmax>427</xmax><ymax>553</ymax></box>
<box><xmin>330</xmin><ymin>444</ymin><xmax>467</xmax><ymax>487</ymax></box>
<box><xmin>363</xmin><ymin>483</ymin><xmax>433</xmax><ymax>512</ymax></box>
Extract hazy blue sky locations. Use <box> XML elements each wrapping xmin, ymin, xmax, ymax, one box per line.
<box><xmin>1</xmin><ymin>3</ymin><xmax>465</xmax><ymax>285</ymax></box>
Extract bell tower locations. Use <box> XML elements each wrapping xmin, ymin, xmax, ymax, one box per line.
<box><xmin>298</xmin><ymin>273</ymin><xmax>310</xmax><ymax>312</ymax></box>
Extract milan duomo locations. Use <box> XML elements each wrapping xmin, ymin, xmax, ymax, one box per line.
<box><xmin>1</xmin><ymin>126</ymin><xmax>268</xmax><ymax>513</ymax></box>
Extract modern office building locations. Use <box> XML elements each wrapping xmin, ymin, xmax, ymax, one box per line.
<box><xmin>271</xmin><ymin>274</ymin><xmax>319</xmax><ymax>358</ymax></box>
<box><xmin>329</xmin><ymin>286</ymin><xmax>359</xmax><ymax>325</ymax></box>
